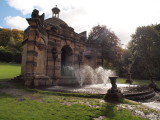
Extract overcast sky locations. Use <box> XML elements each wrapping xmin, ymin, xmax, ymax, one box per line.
<box><xmin>1</xmin><ymin>0</ymin><xmax>160</xmax><ymax>48</ymax></box>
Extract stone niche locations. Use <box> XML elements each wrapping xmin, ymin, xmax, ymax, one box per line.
<box><xmin>21</xmin><ymin>6</ymin><xmax>103</xmax><ymax>87</ymax></box>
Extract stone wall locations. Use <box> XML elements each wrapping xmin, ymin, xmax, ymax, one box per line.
<box><xmin>22</xmin><ymin>9</ymin><xmax>103</xmax><ymax>87</ymax></box>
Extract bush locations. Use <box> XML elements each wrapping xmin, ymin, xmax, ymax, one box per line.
<box><xmin>13</xmin><ymin>51</ymin><xmax>21</xmax><ymax>63</ymax></box>
<box><xmin>0</xmin><ymin>47</ymin><xmax>21</xmax><ymax>63</ymax></box>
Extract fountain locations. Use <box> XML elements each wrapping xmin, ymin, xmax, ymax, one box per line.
<box><xmin>104</xmin><ymin>76</ymin><xmax>123</xmax><ymax>102</ymax></box>
<box><xmin>74</xmin><ymin>65</ymin><xmax>115</xmax><ymax>86</ymax></box>
<box><xmin>46</xmin><ymin>65</ymin><xmax>156</xmax><ymax>102</ymax></box>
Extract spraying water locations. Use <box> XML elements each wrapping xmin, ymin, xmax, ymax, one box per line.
<box><xmin>95</xmin><ymin>66</ymin><xmax>115</xmax><ymax>85</ymax></box>
<box><xmin>68</xmin><ymin>65</ymin><xmax>115</xmax><ymax>87</ymax></box>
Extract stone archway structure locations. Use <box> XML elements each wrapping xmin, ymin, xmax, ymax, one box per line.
<box><xmin>22</xmin><ymin>6</ymin><xmax>103</xmax><ymax>87</ymax></box>
<box><xmin>61</xmin><ymin>45</ymin><xmax>73</xmax><ymax>76</ymax></box>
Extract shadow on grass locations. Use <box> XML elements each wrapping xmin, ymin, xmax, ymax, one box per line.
<box><xmin>102</xmin><ymin>103</ymin><xmax>116</xmax><ymax>119</ymax></box>
<box><xmin>101</xmin><ymin>103</ymin><xmax>144</xmax><ymax>120</ymax></box>
<box><xmin>0</xmin><ymin>92</ymin><xmax>14</xmax><ymax>98</ymax></box>
<box><xmin>0</xmin><ymin>78</ymin><xmax>25</xmax><ymax>89</ymax></box>
<box><xmin>0</xmin><ymin>79</ymin><xmax>105</xmax><ymax>99</ymax></box>
<box><xmin>0</xmin><ymin>79</ymin><xmax>11</xmax><ymax>82</ymax></box>
<box><xmin>25</xmin><ymin>88</ymin><xmax>104</xmax><ymax>99</ymax></box>
<box><xmin>0</xmin><ymin>84</ymin><xmax>9</xmax><ymax>89</ymax></box>
<box><xmin>0</xmin><ymin>62</ymin><xmax>20</xmax><ymax>66</ymax></box>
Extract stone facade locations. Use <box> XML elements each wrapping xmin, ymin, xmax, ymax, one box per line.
<box><xmin>22</xmin><ymin>7</ymin><xmax>103</xmax><ymax>87</ymax></box>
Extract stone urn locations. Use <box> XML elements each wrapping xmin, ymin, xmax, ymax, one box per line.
<box><xmin>104</xmin><ymin>76</ymin><xmax>123</xmax><ymax>102</ymax></box>
<box><xmin>109</xmin><ymin>76</ymin><xmax>118</xmax><ymax>92</ymax></box>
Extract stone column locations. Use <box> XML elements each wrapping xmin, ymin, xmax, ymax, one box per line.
<box><xmin>24</xmin><ymin>29</ymin><xmax>37</xmax><ymax>87</ymax></box>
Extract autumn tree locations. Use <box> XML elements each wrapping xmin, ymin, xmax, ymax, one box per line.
<box><xmin>0</xmin><ymin>28</ymin><xmax>23</xmax><ymax>63</ymax></box>
<box><xmin>0</xmin><ymin>28</ymin><xmax>12</xmax><ymax>46</ymax></box>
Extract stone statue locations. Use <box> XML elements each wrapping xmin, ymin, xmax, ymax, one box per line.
<box><xmin>31</xmin><ymin>9</ymin><xmax>39</xmax><ymax>18</ymax></box>
<box><xmin>31</xmin><ymin>9</ymin><xmax>45</xmax><ymax>23</ymax></box>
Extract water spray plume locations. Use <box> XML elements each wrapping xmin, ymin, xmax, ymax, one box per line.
<box><xmin>70</xmin><ymin>65</ymin><xmax>115</xmax><ymax>87</ymax></box>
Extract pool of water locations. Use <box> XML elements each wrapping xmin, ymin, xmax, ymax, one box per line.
<box><xmin>47</xmin><ymin>84</ymin><xmax>160</xmax><ymax>111</ymax></box>
<box><xmin>47</xmin><ymin>84</ymin><xmax>137</xmax><ymax>94</ymax></box>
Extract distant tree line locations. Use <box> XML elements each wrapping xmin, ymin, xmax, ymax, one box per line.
<box><xmin>121</xmin><ymin>24</ymin><xmax>160</xmax><ymax>80</ymax></box>
<box><xmin>0</xmin><ymin>28</ymin><xmax>23</xmax><ymax>63</ymax></box>
<box><xmin>2</xmin><ymin>24</ymin><xmax>160</xmax><ymax>80</ymax></box>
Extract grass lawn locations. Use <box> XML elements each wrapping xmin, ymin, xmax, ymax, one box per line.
<box><xmin>0</xmin><ymin>90</ymin><xmax>147</xmax><ymax>120</ymax></box>
<box><xmin>0</xmin><ymin>63</ymin><xmax>158</xmax><ymax>120</ymax></box>
<box><xmin>0</xmin><ymin>62</ymin><xmax>21</xmax><ymax>81</ymax></box>
<box><xmin>117</xmin><ymin>78</ymin><xmax>160</xmax><ymax>87</ymax></box>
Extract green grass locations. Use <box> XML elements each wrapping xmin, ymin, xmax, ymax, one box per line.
<box><xmin>117</xmin><ymin>78</ymin><xmax>160</xmax><ymax>87</ymax></box>
<box><xmin>0</xmin><ymin>63</ymin><xmax>157</xmax><ymax>119</ymax></box>
<box><xmin>0</xmin><ymin>62</ymin><xmax>21</xmax><ymax>81</ymax></box>
<box><xmin>0</xmin><ymin>91</ymin><xmax>147</xmax><ymax>120</ymax></box>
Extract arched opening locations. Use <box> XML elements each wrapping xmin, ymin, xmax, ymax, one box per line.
<box><xmin>61</xmin><ymin>45</ymin><xmax>73</xmax><ymax>76</ymax></box>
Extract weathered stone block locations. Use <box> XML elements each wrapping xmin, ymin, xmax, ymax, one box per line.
<box><xmin>46</xmin><ymin>79</ymin><xmax>53</xmax><ymax>86</ymax></box>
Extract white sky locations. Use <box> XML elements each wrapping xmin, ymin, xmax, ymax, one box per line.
<box><xmin>5</xmin><ymin>0</ymin><xmax>160</xmax><ymax>48</ymax></box>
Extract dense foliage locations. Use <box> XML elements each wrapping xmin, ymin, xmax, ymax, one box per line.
<box><xmin>88</xmin><ymin>25</ymin><xmax>122</xmax><ymax>69</ymax></box>
<box><xmin>123</xmin><ymin>24</ymin><xmax>160</xmax><ymax>80</ymax></box>
<box><xmin>0</xmin><ymin>28</ymin><xmax>23</xmax><ymax>63</ymax></box>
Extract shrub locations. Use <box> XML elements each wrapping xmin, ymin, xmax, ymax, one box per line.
<box><xmin>0</xmin><ymin>47</ymin><xmax>21</xmax><ymax>63</ymax></box>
